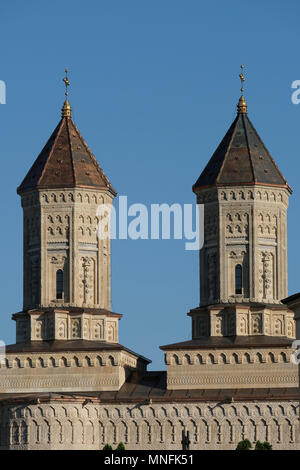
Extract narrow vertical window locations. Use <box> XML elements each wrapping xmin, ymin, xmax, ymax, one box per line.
<box><xmin>56</xmin><ymin>269</ymin><xmax>63</xmax><ymax>299</ymax></box>
<box><xmin>235</xmin><ymin>264</ymin><xmax>242</xmax><ymax>294</ymax></box>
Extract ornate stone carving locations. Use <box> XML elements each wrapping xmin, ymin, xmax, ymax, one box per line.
<box><xmin>107</xmin><ymin>322</ymin><xmax>116</xmax><ymax>342</ymax></box>
<box><xmin>93</xmin><ymin>320</ymin><xmax>104</xmax><ymax>340</ymax></box>
<box><xmin>207</xmin><ymin>251</ymin><xmax>217</xmax><ymax>302</ymax></box>
<box><xmin>252</xmin><ymin>314</ymin><xmax>262</xmax><ymax>334</ymax></box>
<box><xmin>80</xmin><ymin>257</ymin><xmax>92</xmax><ymax>305</ymax></box>
<box><xmin>21</xmin><ymin>188</ymin><xmax>114</xmax><ymax>313</ymax></box>
<box><xmin>260</xmin><ymin>251</ymin><xmax>273</xmax><ymax>299</ymax></box>
<box><xmin>239</xmin><ymin>316</ymin><xmax>248</xmax><ymax>335</ymax></box>
<box><xmin>35</xmin><ymin>320</ymin><xmax>43</xmax><ymax>340</ymax></box>
<box><xmin>71</xmin><ymin>319</ymin><xmax>81</xmax><ymax>339</ymax></box>
<box><xmin>58</xmin><ymin>320</ymin><xmax>67</xmax><ymax>339</ymax></box>
<box><xmin>30</xmin><ymin>257</ymin><xmax>40</xmax><ymax>306</ymax></box>
<box><xmin>1</xmin><ymin>401</ymin><xmax>299</xmax><ymax>450</ymax></box>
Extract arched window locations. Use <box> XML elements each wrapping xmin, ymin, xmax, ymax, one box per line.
<box><xmin>56</xmin><ymin>269</ymin><xmax>63</xmax><ymax>299</ymax></box>
<box><xmin>235</xmin><ymin>264</ymin><xmax>242</xmax><ymax>294</ymax></box>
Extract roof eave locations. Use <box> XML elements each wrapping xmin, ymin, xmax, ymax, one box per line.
<box><xmin>17</xmin><ymin>183</ymin><xmax>117</xmax><ymax>197</ymax></box>
<box><xmin>192</xmin><ymin>181</ymin><xmax>293</xmax><ymax>195</ymax></box>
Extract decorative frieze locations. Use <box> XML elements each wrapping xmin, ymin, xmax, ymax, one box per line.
<box><xmin>198</xmin><ymin>185</ymin><xmax>289</xmax><ymax>307</ymax></box>
<box><xmin>0</xmin><ymin>349</ymin><xmax>147</xmax><ymax>393</ymax></box>
<box><xmin>0</xmin><ymin>401</ymin><xmax>299</xmax><ymax>450</ymax></box>
<box><xmin>164</xmin><ymin>351</ymin><xmax>298</xmax><ymax>390</ymax></box>
<box><xmin>191</xmin><ymin>306</ymin><xmax>295</xmax><ymax>338</ymax></box>
<box><xmin>164</xmin><ymin>349</ymin><xmax>294</xmax><ymax>367</ymax></box>
<box><xmin>22</xmin><ymin>188</ymin><xmax>114</xmax><ymax>314</ymax></box>
<box><xmin>13</xmin><ymin>309</ymin><xmax>120</xmax><ymax>343</ymax></box>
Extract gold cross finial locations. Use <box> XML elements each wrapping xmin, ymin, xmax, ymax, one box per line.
<box><xmin>239</xmin><ymin>64</ymin><xmax>245</xmax><ymax>95</ymax></box>
<box><xmin>63</xmin><ymin>68</ymin><xmax>70</xmax><ymax>98</ymax></box>
<box><xmin>237</xmin><ymin>64</ymin><xmax>247</xmax><ymax>114</ymax></box>
<box><xmin>61</xmin><ymin>68</ymin><xmax>72</xmax><ymax>118</ymax></box>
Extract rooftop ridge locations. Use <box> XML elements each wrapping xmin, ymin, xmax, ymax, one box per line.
<box><xmin>215</xmin><ymin>115</ymin><xmax>239</xmax><ymax>184</ymax></box>
<box><xmin>242</xmin><ymin>113</ymin><xmax>256</xmax><ymax>183</ymax></box>
<box><xmin>65</xmin><ymin>117</ymin><xmax>77</xmax><ymax>186</ymax></box>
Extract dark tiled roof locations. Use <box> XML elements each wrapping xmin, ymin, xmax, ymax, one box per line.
<box><xmin>282</xmin><ymin>292</ymin><xmax>300</xmax><ymax>304</ymax></box>
<box><xmin>5</xmin><ymin>340</ymin><xmax>151</xmax><ymax>364</ymax></box>
<box><xmin>193</xmin><ymin>113</ymin><xmax>291</xmax><ymax>192</ymax></box>
<box><xmin>0</xmin><ymin>370</ymin><xmax>298</xmax><ymax>404</ymax></box>
<box><xmin>160</xmin><ymin>335</ymin><xmax>294</xmax><ymax>350</ymax></box>
<box><xmin>17</xmin><ymin>117</ymin><xmax>116</xmax><ymax>194</ymax></box>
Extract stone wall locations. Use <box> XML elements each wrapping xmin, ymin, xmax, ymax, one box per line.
<box><xmin>197</xmin><ymin>185</ymin><xmax>289</xmax><ymax>306</ymax></box>
<box><xmin>191</xmin><ymin>306</ymin><xmax>295</xmax><ymax>339</ymax></box>
<box><xmin>14</xmin><ymin>309</ymin><xmax>120</xmax><ymax>343</ymax></box>
<box><xmin>163</xmin><ymin>347</ymin><xmax>298</xmax><ymax>390</ymax></box>
<box><xmin>22</xmin><ymin>188</ymin><xmax>114</xmax><ymax>312</ymax></box>
<box><xmin>0</xmin><ymin>400</ymin><xmax>299</xmax><ymax>450</ymax></box>
<box><xmin>0</xmin><ymin>350</ymin><xmax>147</xmax><ymax>393</ymax></box>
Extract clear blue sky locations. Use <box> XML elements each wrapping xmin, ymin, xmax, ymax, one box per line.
<box><xmin>0</xmin><ymin>0</ymin><xmax>299</xmax><ymax>369</ymax></box>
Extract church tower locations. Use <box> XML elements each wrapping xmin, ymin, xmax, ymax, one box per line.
<box><xmin>0</xmin><ymin>69</ymin><xmax>299</xmax><ymax>451</ymax></box>
<box><xmin>1</xmin><ymin>72</ymin><xmax>149</xmax><ymax>394</ymax></box>
<box><xmin>161</xmin><ymin>68</ymin><xmax>297</xmax><ymax>390</ymax></box>
<box><xmin>194</xmin><ymin>91</ymin><xmax>290</xmax><ymax>310</ymax></box>
<box><xmin>18</xmin><ymin>102</ymin><xmax>115</xmax><ymax>313</ymax></box>
<box><xmin>15</xmin><ymin>71</ymin><xmax>118</xmax><ymax>343</ymax></box>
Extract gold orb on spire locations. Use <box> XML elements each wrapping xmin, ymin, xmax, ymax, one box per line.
<box><xmin>237</xmin><ymin>64</ymin><xmax>247</xmax><ymax>114</ymax></box>
<box><xmin>61</xmin><ymin>68</ymin><xmax>72</xmax><ymax>118</ymax></box>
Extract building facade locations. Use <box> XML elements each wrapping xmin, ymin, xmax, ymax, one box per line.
<box><xmin>0</xmin><ymin>82</ymin><xmax>299</xmax><ymax>450</ymax></box>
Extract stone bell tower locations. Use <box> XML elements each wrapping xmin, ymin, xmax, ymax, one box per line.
<box><xmin>161</xmin><ymin>69</ymin><xmax>297</xmax><ymax>391</ymax></box>
<box><xmin>189</xmin><ymin>72</ymin><xmax>294</xmax><ymax>340</ymax></box>
<box><xmin>194</xmin><ymin>96</ymin><xmax>290</xmax><ymax>309</ymax></box>
<box><xmin>0</xmin><ymin>73</ymin><xmax>149</xmax><ymax>394</ymax></box>
<box><xmin>14</xmin><ymin>72</ymin><xmax>119</xmax><ymax>344</ymax></box>
<box><xmin>18</xmin><ymin>102</ymin><xmax>115</xmax><ymax>314</ymax></box>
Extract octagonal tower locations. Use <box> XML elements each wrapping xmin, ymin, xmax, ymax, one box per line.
<box><xmin>161</xmin><ymin>77</ymin><xmax>297</xmax><ymax>391</ymax></box>
<box><xmin>1</xmin><ymin>77</ymin><xmax>149</xmax><ymax>394</ymax></box>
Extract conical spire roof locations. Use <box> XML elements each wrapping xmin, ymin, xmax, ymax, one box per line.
<box><xmin>18</xmin><ymin>105</ymin><xmax>116</xmax><ymax>195</ymax></box>
<box><xmin>193</xmin><ymin>102</ymin><xmax>291</xmax><ymax>193</ymax></box>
